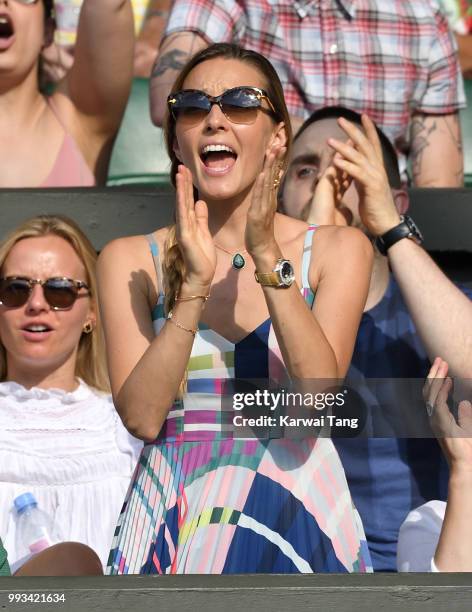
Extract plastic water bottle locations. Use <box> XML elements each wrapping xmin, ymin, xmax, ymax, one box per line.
<box><xmin>14</xmin><ymin>493</ymin><xmax>62</xmax><ymax>556</ymax></box>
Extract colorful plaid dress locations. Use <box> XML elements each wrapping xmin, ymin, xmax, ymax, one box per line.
<box><xmin>107</xmin><ymin>227</ymin><xmax>372</xmax><ymax>574</ymax></box>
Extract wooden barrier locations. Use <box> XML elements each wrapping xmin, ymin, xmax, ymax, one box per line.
<box><xmin>1</xmin><ymin>573</ymin><xmax>472</xmax><ymax>612</ymax></box>
<box><xmin>0</xmin><ymin>187</ymin><xmax>471</xmax><ymax>252</ymax></box>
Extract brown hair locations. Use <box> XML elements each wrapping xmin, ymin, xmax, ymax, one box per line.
<box><xmin>162</xmin><ymin>43</ymin><xmax>292</xmax><ymax>315</ymax></box>
<box><xmin>0</xmin><ymin>215</ymin><xmax>109</xmax><ymax>392</ymax></box>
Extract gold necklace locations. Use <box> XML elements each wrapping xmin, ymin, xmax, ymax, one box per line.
<box><xmin>214</xmin><ymin>242</ymin><xmax>248</xmax><ymax>270</ymax></box>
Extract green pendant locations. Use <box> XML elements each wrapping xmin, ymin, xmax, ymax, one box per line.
<box><xmin>232</xmin><ymin>253</ymin><xmax>246</xmax><ymax>270</ymax></box>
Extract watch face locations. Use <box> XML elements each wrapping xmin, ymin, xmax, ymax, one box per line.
<box><xmin>404</xmin><ymin>215</ymin><xmax>424</xmax><ymax>243</ymax></box>
<box><xmin>280</xmin><ymin>261</ymin><xmax>295</xmax><ymax>285</ymax></box>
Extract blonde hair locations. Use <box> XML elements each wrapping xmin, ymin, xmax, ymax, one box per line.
<box><xmin>0</xmin><ymin>215</ymin><xmax>109</xmax><ymax>392</ymax></box>
<box><xmin>163</xmin><ymin>43</ymin><xmax>293</xmax><ymax>314</ymax></box>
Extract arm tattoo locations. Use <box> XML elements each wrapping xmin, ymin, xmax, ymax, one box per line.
<box><xmin>151</xmin><ymin>49</ymin><xmax>188</xmax><ymax>78</ymax></box>
<box><xmin>443</xmin><ymin>113</ymin><xmax>463</xmax><ymax>151</ymax></box>
<box><xmin>411</xmin><ymin>113</ymin><xmax>464</xmax><ymax>185</ymax></box>
<box><xmin>443</xmin><ymin>114</ymin><xmax>464</xmax><ymax>184</ymax></box>
<box><xmin>410</xmin><ymin>115</ymin><xmax>437</xmax><ymax>183</ymax></box>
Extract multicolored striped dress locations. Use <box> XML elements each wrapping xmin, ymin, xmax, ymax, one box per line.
<box><xmin>107</xmin><ymin>227</ymin><xmax>372</xmax><ymax>574</ymax></box>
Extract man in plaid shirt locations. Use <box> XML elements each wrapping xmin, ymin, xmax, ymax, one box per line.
<box><xmin>151</xmin><ymin>0</ymin><xmax>465</xmax><ymax>186</ymax></box>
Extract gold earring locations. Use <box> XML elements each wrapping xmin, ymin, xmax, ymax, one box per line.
<box><xmin>272</xmin><ymin>163</ymin><xmax>284</xmax><ymax>190</ymax></box>
<box><xmin>83</xmin><ymin>322</ymin><xmax>93</xmax><ymax>334</ymax></box>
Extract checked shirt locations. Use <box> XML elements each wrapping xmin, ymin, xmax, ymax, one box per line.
<box><xmin>165</xmin><ymin>0</ymin><xmax>466</xmax><ymax>174</ymax></box>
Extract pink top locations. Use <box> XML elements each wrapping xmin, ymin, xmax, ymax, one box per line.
<box><xmin>41</xmin><ymin>97</ymin><xmax>95</xmax><ymax>188</ymax></box>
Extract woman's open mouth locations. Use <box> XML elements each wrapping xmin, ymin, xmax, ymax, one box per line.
<box><xmin>200</xmin><ymin>144</ymin><xmax>237</xmax><ymax>175</ymax></box>
<box><xmin>0</xmin><ymin>14</ymin><xmax>14</xmax><ymax>51</ymax></box>
<box><xmin>21</xmin><ymin>324</ymin><xmax>54</xmax><ymax>341</ymax></box>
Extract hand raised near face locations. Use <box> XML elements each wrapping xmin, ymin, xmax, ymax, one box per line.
<box><xmin>175</xmin><ymin>165</ymin><xmax>216</xmax><ymax>292</ymax></box>
<box><xmin>306</xmin><ymin>149</ymin><xmax>352</xmax><ymax>226</ymax></box>
<box><xmin>328</xmin><ymin>115</ymin><xmax>401</xmax><ymax>237</ymax></box>
<box><xmin>423</xmin><ymin>357</ymin><xmax>472</xmax><ymax>477</ymax></box>
<box><xmin>245</xmin><ymin>142</ymin><xmax>286</xmax><ymax>258</ymax></box>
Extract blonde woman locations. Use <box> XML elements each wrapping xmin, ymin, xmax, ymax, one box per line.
<box><xmin>0</xmin><ymin>215</ymin><xmax>141</xmax><ymax>572</ymax></box>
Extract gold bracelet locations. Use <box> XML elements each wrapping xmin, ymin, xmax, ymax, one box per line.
<box><xmin>175</xmin><ymin>293</ymin><xmax>210</xmax><ymax>302</ymax></box>
<box><xmin>167</xmin><ymin>311</ymin><xmax>197</xmax><ymax>336</ymax></box>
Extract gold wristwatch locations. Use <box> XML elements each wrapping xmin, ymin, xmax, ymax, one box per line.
<box><xmin>254</xmin><ymin>258</ymin><xmax>295</xmax><ymax>287</ymax></box>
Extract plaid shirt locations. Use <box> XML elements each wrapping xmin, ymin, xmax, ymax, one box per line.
<box><xmin>165</xmin><ymin>0</ymin><xmax>465</xmax><ymax>173</ymax></box>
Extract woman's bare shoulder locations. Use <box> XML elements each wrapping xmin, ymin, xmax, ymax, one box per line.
<box><xmin>99</xmin><ymin>229</ymin><xmax>170</xmax><ymax>263</ymax></box>
<box><xmin>312</xmin><ymin>225</ymin><xmax>372</xmax><ymax>255</ymax></box>
<box><xmin>309</xmin><ymin>226</ymin><xmax>373</xmax><ymax>289</ymax></box>
<box><xmin>98</xmin><ymin>230</ymin><xmax>171</xmax><ymax>308</ymax></box>
<box><xmin>99</xmin><ymin>234</ymin><xmax>147</xmax><ymax>266</ymax></box>
<box><xmin>98</xmin><ymin>228</ymin><xmax>171</xmax><ymax>287</ymax></box>
<box><xmin>275</xmin><ymin>213</ymin><xmax>311</xmax><ymax>249</ymax></box>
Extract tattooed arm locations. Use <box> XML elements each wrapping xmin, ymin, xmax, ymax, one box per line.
<box><xmin>410</xmin><ymin>113</ymin><xmax>464</xmax><ymax>187</ymax></box>
<box><xmin>150</xmin><ymin>32</ymin><xmax>209</xmax><ymax>126</ymax></box>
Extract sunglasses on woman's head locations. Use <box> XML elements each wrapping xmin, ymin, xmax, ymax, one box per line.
<box><xmin>0</xmin><ymin>277</ymin><xmax>90</xmax><ymax>310</ymax></box>
<box><xmin>167</xmin><ymin>86</ymin><xmax>277</xmax><ymax>126</ymax></box>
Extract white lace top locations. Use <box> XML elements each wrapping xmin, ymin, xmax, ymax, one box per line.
<box><xmin>0</xmin><ymin>380</ymin><xmax>142</xmax><ymax>571</ymax></box>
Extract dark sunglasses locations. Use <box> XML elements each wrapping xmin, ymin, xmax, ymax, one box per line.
<box><xmin>167</xmin><ymin>86</ymin><xmax>278</xmax><ymax>126</ymax></box>
<box><xmin>0</xmin><ymin>277</ymin><xmax>90</xmax><ymax>310</ymax></box>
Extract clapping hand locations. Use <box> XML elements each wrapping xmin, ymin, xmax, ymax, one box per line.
<box><xmin>423</xmin><ymin>357</ymin><xmax>472</xmax><ymax>475</ymax></box>
<box><xmin>245</xmin><ymin>142</ymin><xmax>286</xmax><ymax>258</ymax></box>
<box><xmin>175</xmin><ymin>165</ymin><xmax>216</xmax><ymax>292</ymax></box>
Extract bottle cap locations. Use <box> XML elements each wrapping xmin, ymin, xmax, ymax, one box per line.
<box><xmin>14</xmin><ymin>492</ymin><xmax>38</xmax><ymax>514</ymax></box>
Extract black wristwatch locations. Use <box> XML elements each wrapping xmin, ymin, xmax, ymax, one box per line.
<box><xmin>375</xmin><ymin>215</ymin><xmax>424</xmax><ymax>256</ymax></box>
